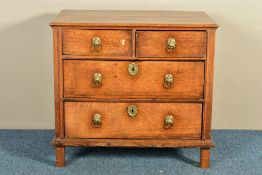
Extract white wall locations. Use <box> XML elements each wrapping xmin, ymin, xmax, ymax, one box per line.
<box><xmin>0</xmin><ymin>0</ymin><xmax>261</xmax><ymax>129</ymax></box>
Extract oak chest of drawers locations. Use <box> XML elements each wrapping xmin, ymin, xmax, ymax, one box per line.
<box><xmin>50</xmin><ymin>10</ymin><xmax>218</xmax><ymax>168</ymax></box>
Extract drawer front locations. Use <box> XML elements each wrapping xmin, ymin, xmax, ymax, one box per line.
<box><xmin>64</xmin><ymin>60</ymin><xmax>204</xmax><ymax>99</ymax></box>
<box><xmin>65</xmin><ymin>102</ymin><xmax>202</xmax><ymax>139</ymax></box>
<box><xmin>63</xmin><ymin>29</ymin><xmax>132</xmax><ymax>57</ymax></box>
<box><xmin>136</xmin><ymin>31</ymin><xmax>206</xmax><ymax>58</ymax></box>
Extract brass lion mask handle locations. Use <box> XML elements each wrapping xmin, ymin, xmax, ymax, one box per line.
<box><xmin>92</xmin><ymin>73</ymin><xmax>102</xmax><ymax>87</ymax></box>
<box><xmin>91</xmin><ymin>36</ymin><xmax>102</xmax><ymax>52</ymax></box>
<box><xmin>163</xmin><ymin>74</ymin><xmax>174</xmax><ymax>88</ymax></box>
<box><xmin>166</xmin><ymin>37</ymin><xmax>176</xmax><ymax>53</ymax></box>
<box><xmin>164</xmin><ymin>115</ymin><xmax>174</xmax><ymax>129</ymax></box>
<box><xmin>93</xmin><ymin>113</ymin><xmax>102</xmax><ymax>128</ymax></box>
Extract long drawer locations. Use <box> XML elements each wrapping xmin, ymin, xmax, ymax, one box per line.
<box><xmin>63</xmin><ymin>60</ymin><xmax>204</xmax><ymax>99</ymax></box>
<box><xmin>65</xmin><ymin>102</ymin><xmax>202</xmax><ymax>139</ymax></box>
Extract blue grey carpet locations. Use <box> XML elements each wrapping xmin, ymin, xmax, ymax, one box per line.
<box><xmin>0</xmin><ymin>130</ymin><xmax>261</xmax><ymax>175</ymax></box>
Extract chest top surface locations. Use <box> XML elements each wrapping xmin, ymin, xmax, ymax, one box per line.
<box><xmin>50</xmin><ymin>10</ymin><xmax>218</xmax><ymax>28</ymax></box>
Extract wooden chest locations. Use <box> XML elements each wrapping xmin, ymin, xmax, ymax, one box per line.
<box><xmin>50</xmin><ymin>10</ymin><xmax>218</xmax><ymax>168</ymax></box>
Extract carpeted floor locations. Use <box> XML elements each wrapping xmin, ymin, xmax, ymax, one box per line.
<box><xmin>0</xmin><ymin>130</ymin><xmax>261</xmax><ymax>175</ymax></box>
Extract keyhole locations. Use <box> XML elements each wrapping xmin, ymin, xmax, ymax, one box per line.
<box><xmin>132</xmin><ymin>67</ymin><xmax>135</xmax><ymax>72</ymax></box>
<box><xmin>131</xmin><ymin>109</ymin><xmax>134</xmax><ymax>113</ymax></box>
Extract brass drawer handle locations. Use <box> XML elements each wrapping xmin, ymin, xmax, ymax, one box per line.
<box><xmin>93</xmin><ymin>113</ymin><xmax>102</xmax><ymax>128</ymax></box>
<box><xmin>163</xmin><ymin>74</ymin><xmax>174</xmax><ymax>88</ymax></box>
<box><xmin>128</xmin><ymin>63</ymin><xmax>139</xmax><ymax>76</ymax></box>
<box><xmin>91</xmin><ymin>36</ymin><xmax>102</xmax><ymax>52</ymax></box>
<box><xmin>166</xmin><ymin>37</ymin><xmax>176</xmax><ymax>53</ymax></box>
<box><xmin>92</xmin><ymin>73</ymin><xmax>102</xmax><ymax>87</ymax></box>
<box><xmin>127</xmin><ymin>105</ymin><xmax>138</xmax><ymax>118</ymax></box>
<box><xmin>164</xmin><ymin>115</ymin><xmax>174</xmax><ymax>129</ymax></box>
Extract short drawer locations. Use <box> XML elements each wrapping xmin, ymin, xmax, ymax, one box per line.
<box><xmin>136</xmin><ymin>31</ymin><xmax>206</xmax><ymax>58</ymax></box>
<box><xmin>63</xmin><ymin>29</ymin><xmax>132</xmax><ymax>57</ymax></box>
<box><xmin>63</xmin><ymin>60</ymin><xmax>204</xmax><ymax>99</ymax></box>
<box><xmin>65</xmin><ymin>102</ymin><xmax>202</xmax><ymax>139</ymax></box>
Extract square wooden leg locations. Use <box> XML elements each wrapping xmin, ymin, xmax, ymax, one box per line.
<box><xmin>56</xmin><ymin>146</ymin><xmax>65</xmax><ymax>167</ymax></box>
<box><xmin>200</xmin><ymin>148</ymin><xmax>210</xmax><ymax>168</ymax></box>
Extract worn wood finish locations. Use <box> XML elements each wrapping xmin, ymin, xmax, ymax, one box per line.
<box><xmin>53</xmin><ymin>138</ymin><xmax>214</xmax><ymax>148</ymax></box>
<box><xmin>50</xmin><ymin>10</ymin><xmax>218</xmax><ymax>168</ymax></box>
<box><xmin>64</xmin><ymin>61</ymin><xmax>204</xmax><ymax>99</ymax></box>
<box><xmin>63</xmin><ymin>29</ymin><xmax>132</xmax><ymax>57</ymax></box>
<box><xmin>50</xmin><ymin>10</ymin><xmax>218</xmax><ymax>28</ymax></box>
<box><xmin>64</xmin><ymin>102</ymin><xmax>202</xmax><ymax>139</ymax></box>
<box><xmin>136</xmin><ymin>31</ymin><xmax>206</xmax><ymax>58</ymax></box>
<box><xmin>200</xmin><ymin>148</ymin><xmax>210</xmax><ymax>168</ymax></box>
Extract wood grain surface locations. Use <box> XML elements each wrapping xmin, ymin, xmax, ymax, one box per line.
<box><xmin>63</xmin><ymin>60</ymin><xmax>204</xmax><ymax>99</ymax></box>
<box><xmin>55</xmin><ymin>147</ymin><xmax>65</xmax><ymax>167</ymax></box>
<box><xmin>53</xmin><ymin>138</ymin><xmax>214</xmax><ymax>148</ymax></box>
<box><xmin>136</xmin><ymin>31</ymin><xmax>206</xmax><ymax>58</ymax></box>
<box><xmin>202</xmin><ymin>29</ymin><xmax>216</xmax><ymax>140</ymax></box>
<box><xmin>64</xmin><ymin>102</ymin><xmax>202</xmax><ymax>139</ymax></box>
<box><xmin>63</xmin><ymin>29</ymin><xmax>132</xmax><ymax>57</ymax></box>
<box><xmin>50</xmin><ymin>10</ymin><xmax>218</xmax><ymax>28</ymax></box>
<box><xmin>52</xmin><ymin>28</ymin><xmax>61</xmax><ymax>138</ymax></box>
<box><xmin>200</xmin><ymin>148</ymin><xmax>210</xmax><ymax>168</ymax></box>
